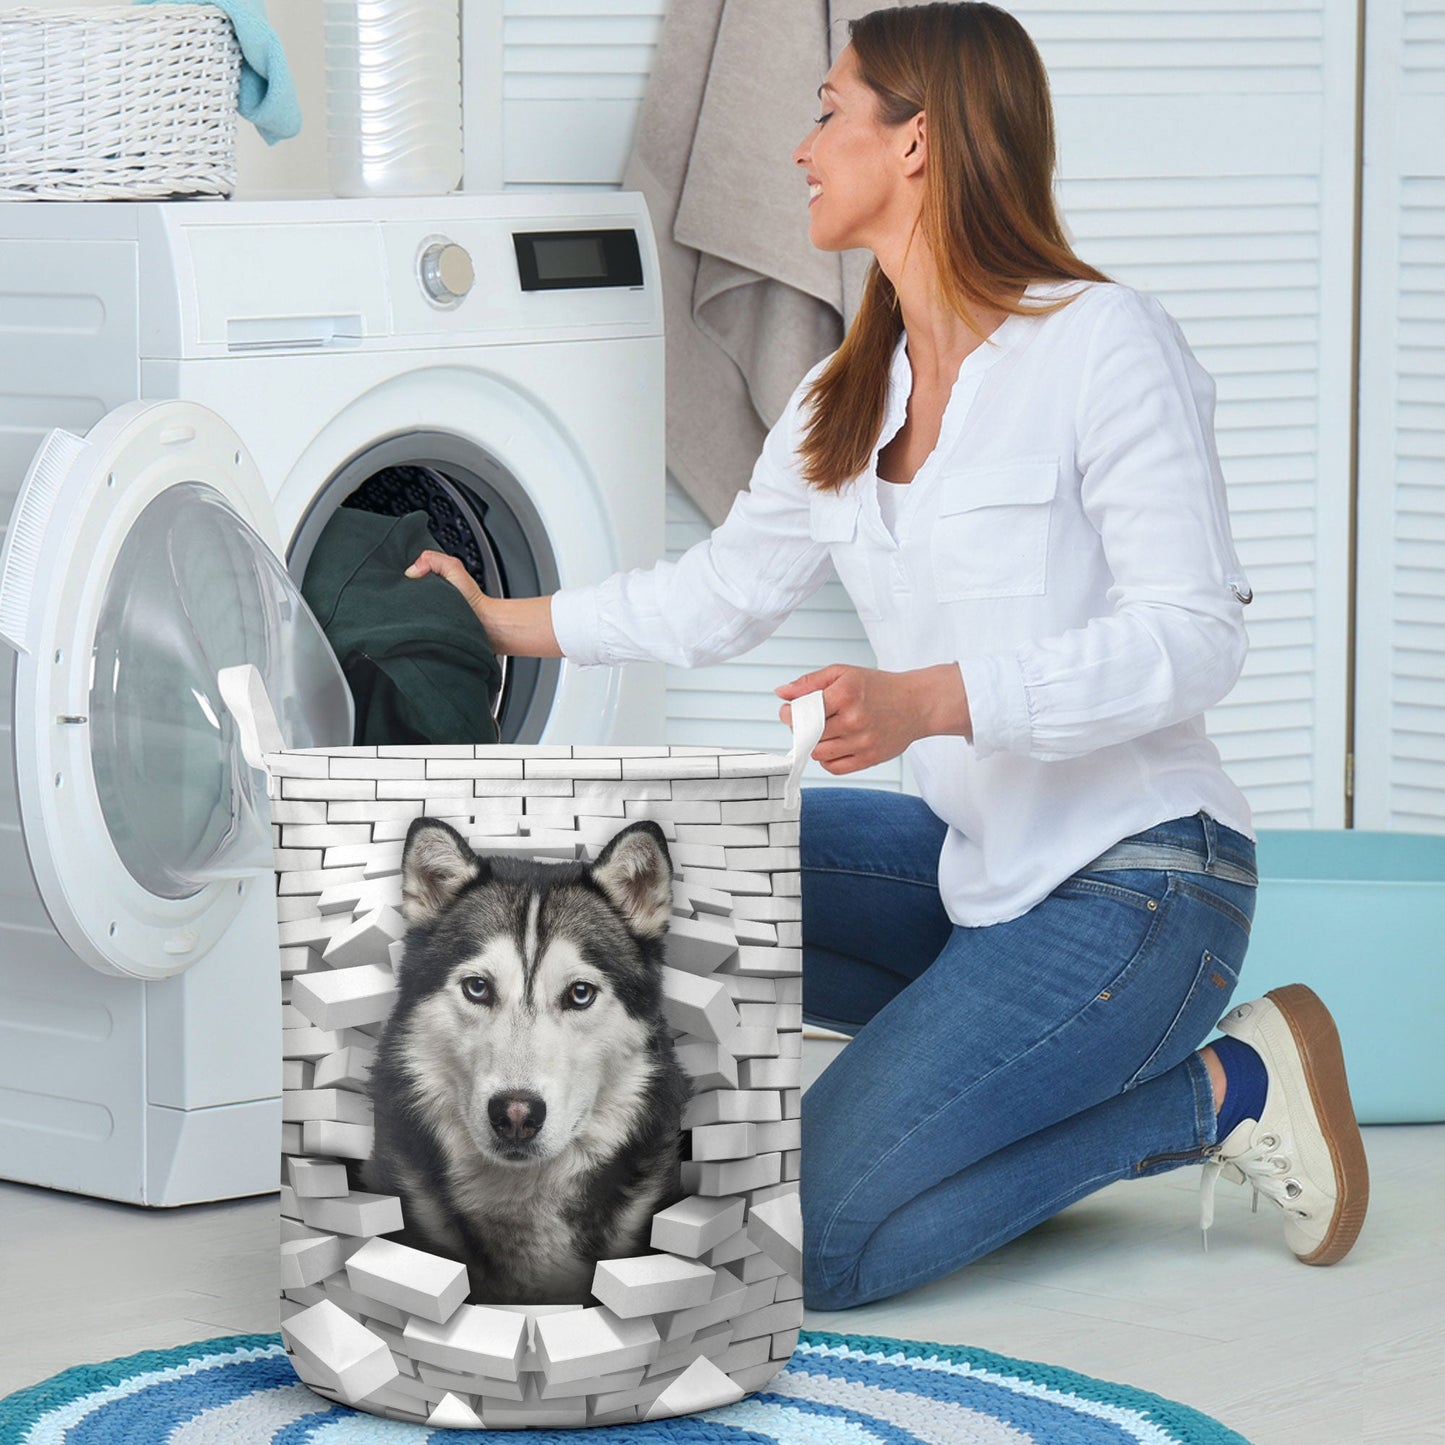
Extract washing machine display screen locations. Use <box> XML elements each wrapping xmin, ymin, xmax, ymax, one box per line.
<box><xmin>513</xmin><ymin>229</ymin><xmax>644</xmax><ymax>291</ymax></box>
<box><xmin>535</xmin><ymin>236</ymin><xmax>604</xmax><ymax>283</ymax></box>
<box><xmin>90</xmin><ymin>483</ymin><xmax>350</xmax><ymax>900</ymax></box>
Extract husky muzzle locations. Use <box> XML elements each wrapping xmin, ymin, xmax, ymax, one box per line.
<box><xmin>488</xmin><ymin>1090</ymin><xmax>547</xmax><ymax>1153</ymax></box>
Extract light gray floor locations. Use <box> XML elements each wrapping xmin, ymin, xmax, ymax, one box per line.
<box><xmin>0</xmin><ymin>1037</ymin><xmax>1440</xmax><ymax>1445</ymax></box>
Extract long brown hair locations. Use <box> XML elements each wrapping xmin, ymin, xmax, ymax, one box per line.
<box><xmin>799</xmin><ymin>2</ymin><xmax>1107</xmax><ymax>490</ymax></box>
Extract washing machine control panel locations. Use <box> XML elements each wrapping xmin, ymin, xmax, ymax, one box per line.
<box><xmin>419</xmin><ymin>240</ymin><xmax>475</xmax><ymax>306</ymax></box>
<box><xmin>143</xmin><ymin>199</ymin><xmax>662</xmax><ymax>354</ymax></box>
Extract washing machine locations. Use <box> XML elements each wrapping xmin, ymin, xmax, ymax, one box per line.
<box><xmin>0</xmin><ymin>193</ymin><xmax>665</xmax><ymax>1206</ymax></box>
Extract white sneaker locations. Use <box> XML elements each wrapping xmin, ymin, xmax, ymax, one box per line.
<box><xmin>1200</xmin><ymin>984</ymin><xmax>1369</xmax><ymax>1264</ymax></box>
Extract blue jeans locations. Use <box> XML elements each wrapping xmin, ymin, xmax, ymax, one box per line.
<box><xmin>801</xmin><ymin>789</ymin><xmax>1257</xmax><ymax>1311</ymax></box>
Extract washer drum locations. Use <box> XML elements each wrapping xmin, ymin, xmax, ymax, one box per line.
<box><xmin>221</xmin><ymin>667</ymin><xmax>821</xmax><ymax>1429</ymax></box>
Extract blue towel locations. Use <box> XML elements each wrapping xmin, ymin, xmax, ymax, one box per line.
<box><xmin>136</xmin><ymin>0</ymin><xmax>301</xmax><ymax>145</ymax></box>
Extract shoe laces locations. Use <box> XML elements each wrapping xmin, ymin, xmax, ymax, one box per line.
<box><xmin>1199</xmin><ymin>1131</ymin><xmax>1311</xmax><ymax>1247</ymax></box>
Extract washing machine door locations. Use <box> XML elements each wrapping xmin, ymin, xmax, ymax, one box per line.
<box><xmin>0</xmin><ymin>400</ymin><xmax>352</xmax><ymax>981</ymax></box>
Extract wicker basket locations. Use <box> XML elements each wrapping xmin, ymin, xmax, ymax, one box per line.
<box><xmin>0</xmin><ymin>5</ymin><xmax>241</xmax><ymax>201</ymax></box>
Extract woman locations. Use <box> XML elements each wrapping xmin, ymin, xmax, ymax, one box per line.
<box><xmin>408</xmin><ymin>2</ymin><xmax>1367</xmax><ymax>1310</ymax></box>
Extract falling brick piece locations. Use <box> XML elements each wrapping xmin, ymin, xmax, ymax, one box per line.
<box><xmin>427</xmin><ymin>1393</ymin><xmax>483</xmax><ymax>1428</ymax></box>
<box><xmin>702</xmin><ymin>1225</ymin><xmax>760</xmax><ymax>1268</ymax></box>
<box><xmin>682</xmin><ymin>1089</ymin><xmax>781</xmax><ymax>1128</ymax></box>
<box><xmin>313</xmin><ymin>1040</ymin><xmax>376</xmax><ymax>1092</ymax></box>
<box><xmin>673</xmin><ymin>1038</ymin><xmax>739</xmax><ymax>1091</ymax></box>
<box><xmin>301</xmin><ymin>1119</ymin><xmax>374</xmax><ymax>1161</ymax></box>
<box><xmin>738</xmin><ymin>1056</ymin><xmax>800</xmax><ymax>1090</ymax></box>
<box><xmin>344</xmin><ymin>1236</ymin><xmax>470</xmax><ymax>1325</ymax></box>
<box><xmin>591</xmin><ymin>1254</ymin><xmax>717</xmax><ymax>1318</ymax></box>
<box><xmin>284</xmin><ymin>1088</ymin><xmax>372</xmax><ymax>1127</ymax></box>
<box><xmin>655</xmin><ymin>1269</ymin><xmax>748</xmax><ymax>1341</ymax></box>
<box><xmin>403</xmin><ymin>1304</ymin><xmax>528</xmax><ymax>1379</ymax></box>
<box><xmin>644</xmin><ymin>1354</ymin><xmax>747</xmax><ymax>1419</ymax></box>
<box><xmin>291</xmin><ymin>963</ymin><xmax>397</xmax><ymax>1032</ymax></box>
<box><xmin>282</xmin><ymin>1025</ymin><xmax>343</xmax><ymax>1062</ymax></box>
<box><xmin>660</xmin><ymin>969</ymin><xmax>740</xmax><ymax>1042</ymax></box>
<box><xmin>690</xmin><ymin>1121</ymin><xmax>757</xmax><ymax>1161</ymax></box>
<box><xmin>682</xmin><ymin>1152</ymin><xmax>782</xmax><ymax>1197</ymax></box>
<box><xmin>322</xmin><ymin>907</ymin><xmax>407</xmax><ymax>971</ymax></box>
<box><xmin>650</xmin><ymin>1195</ymin><xmax>747</xmax><ymax>1258</ymax></box>
<box><xmin>280</xmin><ymin>1233</ymin><xmax>345</xmax><ymax>1291</ymax></box>
<box><xmin>300</xmin><ymin>1191</ymin><xmax>404</xmax><ymax>1238</ymax></box>
<box><xmin>534</xmin><ymin>1307</ymin><xmax>661</xmax><ymax>1385</ymax></box>
<box><xmin>281</xmin><ymin>1298</ymin><xmax>398</xmax><ymax>1400</ymax></box>
<box><xmin>286</xmin><ymin>1157</ymin><xmax>350</xmax><ymax>1199</ymax></box>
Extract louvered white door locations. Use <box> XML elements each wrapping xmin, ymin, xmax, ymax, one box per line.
<box><xmin>464</xmin><ymin>1</ymin><xmax>669</xmax><ymax>190</ymax></box>
<box><xmin>1354</xmin><ymin>0</ymin><xmax>1445</xmax><ymax>831</ymax></box>
<box><xmin>1013</xmin><ymin>0</ymin><xmax>1360</xmax><ymax>828</ymax></box>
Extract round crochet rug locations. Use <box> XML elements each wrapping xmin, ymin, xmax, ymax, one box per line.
<box><xmin>0</xmin><ymin>1330</ymin><xmax>1252</xmax><ymax>1445</ymax></box>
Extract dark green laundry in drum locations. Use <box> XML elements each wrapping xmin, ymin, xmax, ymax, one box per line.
<box><xmin>301</xmin><ymin>508</ymin><xmax>502</xmax><ymax>746</ymax></box>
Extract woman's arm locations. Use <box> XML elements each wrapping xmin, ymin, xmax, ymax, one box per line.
<box><xmin>405</xmin><ymin>451</ymin><xmax>830</xmax><ymax>670</ymax></box>
<box><xmin>405</xmin><ymin>550</ymin><xmax>562</xmax><ymax>657</ymax></box>
<box><xmin>410</xmin><ymin>365</ymin><xmax>837</xmax><ymax>671</ymax></box>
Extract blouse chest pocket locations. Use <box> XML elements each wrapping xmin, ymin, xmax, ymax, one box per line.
<box><xmin>808</xmin><ymin>489</ymin><xmax>882</xmax><ymax>620</ymax></box>
<box><xmin>930</xmin><ymin>459</ymin><xmax>1059</xmax><ymax>602</ymax></box>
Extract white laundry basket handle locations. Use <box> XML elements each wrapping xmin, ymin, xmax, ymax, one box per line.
<box><xmin>221</xmin><ymin>661</ymin><xmax>825</xmax><ymax>805</ymax></box>
<box><xmin>218</xmin><ymin>663</ymin><xmax>285</xmax><ymax>776</ymax></box>
<box><xmin>783</xmin><ymin>689</ymin><xmax>826</xmax><ymax>811</ymax></box>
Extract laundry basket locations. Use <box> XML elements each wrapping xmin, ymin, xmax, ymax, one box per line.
<box><xmin>0</xmin><ymin>6</ymin><xmax>241</xmax><ymax>200</ymax></box>
<box><xmin>222</xmin><ymin>666</ymin><xmax>818</xmax><ymax>1429</ymax></box>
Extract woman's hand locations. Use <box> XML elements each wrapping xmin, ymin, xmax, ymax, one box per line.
<box><xmin>775</xmin><ymin>663</ymin><xmax>971</xmax><ymax>773</ymax></box>
<box><xmin>405</xmin><ymin>548</ymin><xmax>488</xmax><ymax>624</ymax></box>
<box><xmin>404</xmin><ymin>549</ymin><xmax>562</xmax><ymax>658</ymax></box>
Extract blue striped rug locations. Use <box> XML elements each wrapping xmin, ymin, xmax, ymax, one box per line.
<box><xmin>0</xmin><ymin>1330</ymin><xmax>1252</xmax><ymax>1444</ymax></box>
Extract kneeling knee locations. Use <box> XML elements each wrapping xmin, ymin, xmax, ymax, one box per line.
<box><xmin>802</xmin><ymin>1258</ymin><xmax>861</xmax><ymax>1312</ymax></box>
<box><xmin>801</xmin><ymin>1228</ymin><xmax>867</xmax><ymax>1312</ymax></box>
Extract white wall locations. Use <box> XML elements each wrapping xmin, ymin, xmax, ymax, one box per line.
<box><xmin>232</xmin><ymin>1</ymin><xmax>329</xmax><ymax>198</ymax></box>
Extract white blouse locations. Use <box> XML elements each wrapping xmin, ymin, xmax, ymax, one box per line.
<box><xmin>551</xmin><ymin>280</ymin><xmax>1255</xmax><ymax>926</ymax></box>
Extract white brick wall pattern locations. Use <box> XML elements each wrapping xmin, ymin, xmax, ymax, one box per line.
<box><xmin>264</xmin><ymin>741</ymin><xmax>804</xmax><ymax>1427</ymax></box>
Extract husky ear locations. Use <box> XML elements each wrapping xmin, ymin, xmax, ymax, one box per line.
<box><xmin>591</xmin><ymin>821</ymin><xmax>673</xmax><ymax>939</ymax></box>
<box><xmin>402</xmin><ymin>817</ymin><xmax>484</xmax><ymax>925</ymax></box>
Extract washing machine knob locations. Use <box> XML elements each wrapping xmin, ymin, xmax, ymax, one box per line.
<box><xmin>420</xmin><ymin>241</ymin><xmax>475</xmax><ymax>304</ymax></box>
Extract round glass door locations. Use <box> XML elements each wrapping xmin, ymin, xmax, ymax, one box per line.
<box><xmin>90</xmin><ymin>481</ymin><xmax>351</xmax><ymax>899</ymax></box>
<box><xmin>0</xmin><ymin>399</ymin><xmax>353</xmax><ymax>979</ymax></box>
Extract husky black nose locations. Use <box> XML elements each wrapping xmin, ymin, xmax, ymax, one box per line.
<box><xmin>488</xmin><ymin>1090</ymin><xmax>546</xmax><ymax>1141</ymax></box>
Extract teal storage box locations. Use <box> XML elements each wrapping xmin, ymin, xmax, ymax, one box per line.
<box><xmin>1241</xmin><ymin>830</ymin><xmax>1445</xmax><ymax>1124</ymax></box>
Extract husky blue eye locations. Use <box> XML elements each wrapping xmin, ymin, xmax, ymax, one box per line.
<box><xmin>566</xmin><ymin>981</ymin><xmax>598</xmax><ymax>1008</ymax></box>
<box><xmin>461</xmin><ymin>976</ymin><xmax>492</xmax><ymax>1005</ymax></box>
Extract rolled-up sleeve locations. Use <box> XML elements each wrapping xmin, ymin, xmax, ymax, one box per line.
<box><xmin>961</xmin><ymin>289</ymin><xmax>1249</xmax><ymax>761</ymax></box>
<box><xmin>550</xmin><ymin>372</ymin><xmax>835</xmax><ymax>670</ymax></box>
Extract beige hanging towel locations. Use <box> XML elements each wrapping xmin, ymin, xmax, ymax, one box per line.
<box><xmin>625</xmin><ymin>0</ymin><xmax>900</xmax><ymax>526</ymax></box>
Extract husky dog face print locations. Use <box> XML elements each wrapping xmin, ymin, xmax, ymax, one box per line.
<box><xmin>365</xmin><ymin>817</ymin><xmax>690</xmax><ymax>1303</ymax></box>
